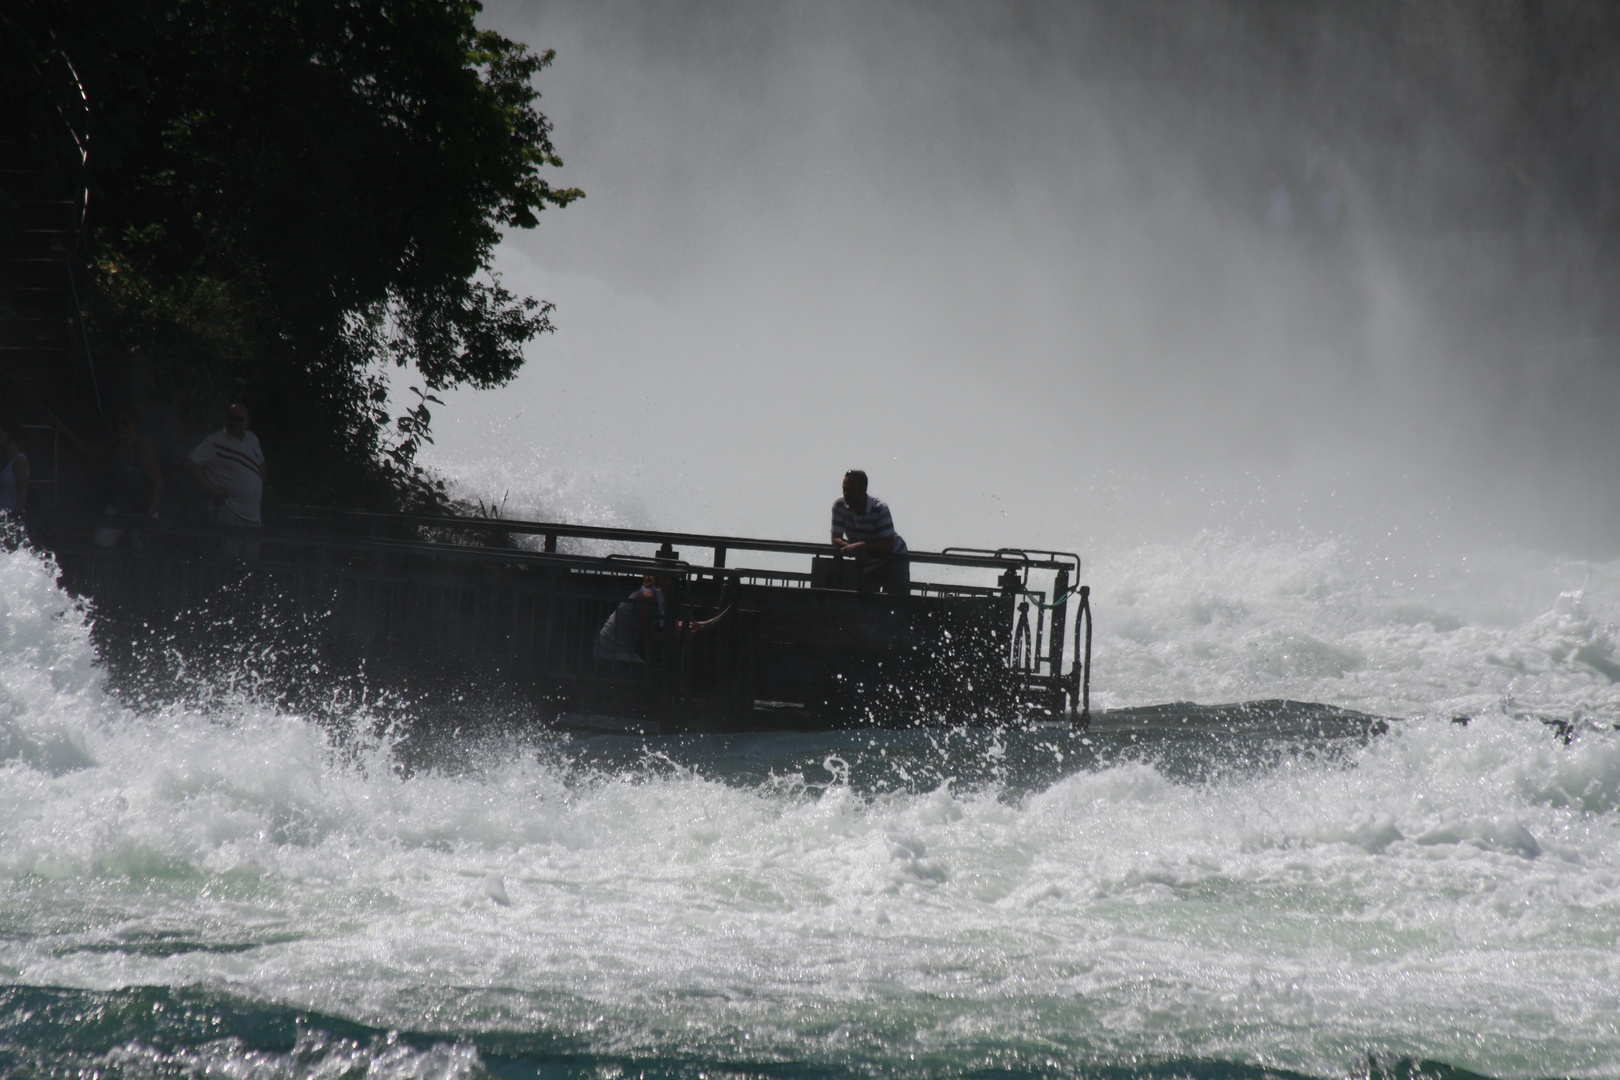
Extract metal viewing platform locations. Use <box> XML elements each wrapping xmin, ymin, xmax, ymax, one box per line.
<box><xmin>38</xmin><ymin>506</ymin><xmax>1092</xmax><ymax>732</ymax></box>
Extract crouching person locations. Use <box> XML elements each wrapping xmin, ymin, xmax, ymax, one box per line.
<box><xmin>593</xmin><ymin>572</ymin><xmax>728</xmax><ymax>665</ymax></box>
<box><xmin>594</xmin><ymin>576</ymin><xmax>669</xmax><ymax>663</ymax></box>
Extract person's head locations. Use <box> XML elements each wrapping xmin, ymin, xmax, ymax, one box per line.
<box><xmin>224</xmin><ymin>403</ymin><xmax>250</xmax><ymax>436</ymax></box>
<box><xmin>0</xmin><ymin>417</ymin><xmax>21</xmax><ymax>450</ymax></box>
<box><xmin>842</xmin><ymin>469</ymin><xmax>868</xmax><ymax>506</ymax></box>
<box><xmin>109</xmin><ymin>408</ymin><xmax>139</xmax><ymax>445</ymax></box>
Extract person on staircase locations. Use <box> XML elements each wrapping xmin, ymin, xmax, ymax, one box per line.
<box><xmin>0</xmin><ymin>418</ymin><xmax>29</xmax><ymax>520</ymax></box>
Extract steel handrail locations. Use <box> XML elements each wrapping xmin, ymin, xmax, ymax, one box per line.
<box><xmin>281</xmin><ymin>506</ymin><xmax>1079</xmax><ymax>571</ymax></box>
<box><xmin>54</xmin><ymin>517</ymin><xmax>694</xmax><ymax>579</ymax></box>
<box><xmin>943</xmin><ymin>545</ymin><xmax>1080</xmax><ymax>570</ymax></box>
<box><xmin>51</xmin><ymin>517</ymin><xmax>996</xmax><ymax>595</ymax></box>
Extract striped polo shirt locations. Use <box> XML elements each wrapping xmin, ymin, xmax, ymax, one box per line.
<box><xmin>189</xmin><ymin>429</ymin><xmax>265</xmax><ymax>523</ymax></box>
<box><xmin>831</xmin><ymin>494</ymin><xmax>907</xmax><ymax>553</ymax></box>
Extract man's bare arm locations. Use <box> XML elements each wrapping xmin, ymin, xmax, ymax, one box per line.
<box><xmin>50</xmin><ymin>418</ymin><xmax>103</xmax><ymax>459</ymax></box>
<box><xmin>834</xmin><ymin>535</ymin><xmax>895</xmax><ymax>557</ymax></box>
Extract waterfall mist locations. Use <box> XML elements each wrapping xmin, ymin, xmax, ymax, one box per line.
<box><xmin>423</xmin><ymin>1</ymin><xmax>1620</xmax><ymax>559</ymax></box>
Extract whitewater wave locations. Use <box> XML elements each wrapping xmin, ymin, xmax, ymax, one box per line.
<box><xmin>1097</xmin><ymin>531</ymin><xmax>1620</xmax><ymax>721</ymax></box>
<box><xmin>4</xmin><ymin>538</ymin><xmax>1620</xmax><ymax>1077</ymax></box>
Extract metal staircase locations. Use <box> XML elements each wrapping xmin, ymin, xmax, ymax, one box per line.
<box><xmin>0</xmin><ymin>132</ymin><xmax>84</xmax><ymax>393</ymax></box>
<box><xmin>0</xmin><ymin>129</ymin><xmax>94</xmax><ymax>503</ymax></box>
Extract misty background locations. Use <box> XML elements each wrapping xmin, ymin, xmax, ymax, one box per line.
<box><xmin>417</xmin><ymin>0</ymin><xmax>1620</xmax><ymax>562</ymax></box>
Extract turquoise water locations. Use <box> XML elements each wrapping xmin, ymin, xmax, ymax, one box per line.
<box><xmin>3</xmin><ymin>536</ymin><xmax>1619</xmax><ymax>1079</ymax></box>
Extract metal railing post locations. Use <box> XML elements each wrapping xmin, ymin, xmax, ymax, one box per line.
<box><xmin>1047</xmin><ymin>567</ymin><xmax>1069</xmax><ymax>713</ymax></box>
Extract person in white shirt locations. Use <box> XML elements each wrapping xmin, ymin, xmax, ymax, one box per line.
<box><xmin>186</xmin><ymin>404</ymin><xmax>265</xmax><ymax>555</ymax></box>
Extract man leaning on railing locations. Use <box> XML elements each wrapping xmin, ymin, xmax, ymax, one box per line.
<box><xmin>830</xmin><ymin>469</ymin><xmax>909</xmax><ymax>595</ymax></box>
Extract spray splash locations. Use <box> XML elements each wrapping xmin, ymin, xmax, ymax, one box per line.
<box><xmin>4</xmin><ymin>537</ymin><xmax>1620</xmax><ymax>1077</ymax></box>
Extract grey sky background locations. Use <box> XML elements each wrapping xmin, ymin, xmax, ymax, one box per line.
<box><xmin>418</xmin><ymin>1</ymin><xmax>1620</xmax><ymax>559</ymax></box>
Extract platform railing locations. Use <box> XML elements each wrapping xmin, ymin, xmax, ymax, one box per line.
<box><xmin>281</xmin><ymin>506</ymin><xmax>1083</xmax><ymax>575</ymax></box>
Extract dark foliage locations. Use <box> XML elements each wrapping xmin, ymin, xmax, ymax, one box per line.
<box><xmin>2</xmin><ymin>0</ymin><xmax>581</xmax><ymax>509</ymax></box>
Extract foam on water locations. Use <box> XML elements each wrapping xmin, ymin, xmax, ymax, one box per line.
<box><xmin>1098</xmin><ymin>531</ymin><xmax>1620</xmax><ymax>722</ymax></box>
<box><xmin>3</xmin><ymin>537</ymin><xmax>1620</xmax><ymax>1078</ymax></box>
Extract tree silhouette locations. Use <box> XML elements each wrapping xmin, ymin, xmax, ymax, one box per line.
<box><xmin>2</xmin><ymin>0</ymin><xmax>581</xmax><ymax>509</ymax></box>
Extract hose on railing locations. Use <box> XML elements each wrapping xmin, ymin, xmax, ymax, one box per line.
<box><xmin>1019</xmin><ymin>581</ymin><xmax>1083</xmax><ymax>610</ymax></box>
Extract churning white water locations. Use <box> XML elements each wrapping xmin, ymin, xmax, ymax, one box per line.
<box><xmin>3</xmin><ymin>533</ymin><xmax>1619</xmax><ymax>1078</ymax></box>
